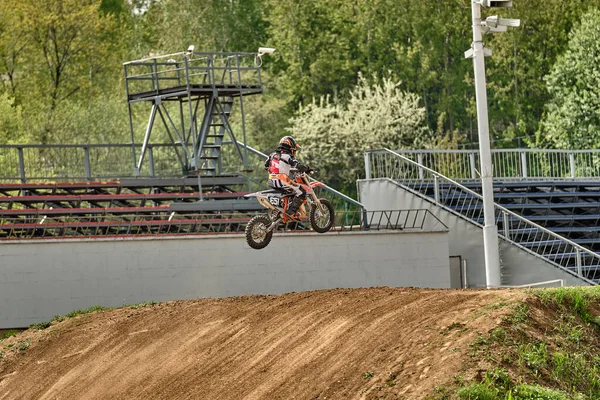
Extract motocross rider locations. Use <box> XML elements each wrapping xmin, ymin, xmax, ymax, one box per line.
<box><xmin>264</xmin><ymin>136</ymin><xmax>312</xmax><ymax>217</ymax></box>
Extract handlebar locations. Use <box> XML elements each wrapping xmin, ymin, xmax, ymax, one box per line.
<box><xmin>290</xmin><ymin>167</ymin><xmax>318</xmax><ymax>175</ymax></box>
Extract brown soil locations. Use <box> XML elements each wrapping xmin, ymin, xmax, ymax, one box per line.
<box><xmin>0</xmin><ymin>287</ymin><xmax>529</xmax><ymax>400</ymax></box>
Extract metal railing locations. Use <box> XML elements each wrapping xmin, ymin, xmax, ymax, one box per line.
<box><xmin>123</xmin><ymin>51</ymin><xmax>262</xmax><ymax>100</ymax></box>
<box><xmin>384</xmin><ymin>149</ymin><xmax>600</xmax><ymax>181</ymax></box>
<box><xmin>365</xmin><ymin>149</ymin><xmax>600</xmax><ymax>284</ymax></box>
<box><xmin>238</xmin><ymin>141</ymin><xmax>367</xmax><ymax>215</ymax></box>
<box><xmin>0</xmin><ymin>142</ymin><xmax>259</xmax><ymax>182</ymax></box>
<box><xmin>5</xmin><ymin>145</ymin><xmax>600</xmax><ymax>183</ymax></box>
<box><xmin>0</xmin><ymin>209</ymin><xmax>441</xmax><ymax>240</ymax></box>
<box><xmin>0</xmin><ymin>143</ymin><xmax>190</xmax><ymax>182</ymax></box>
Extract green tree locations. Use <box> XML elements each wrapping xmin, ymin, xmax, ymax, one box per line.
<box><xmin>485</xmin><ymin>0</ymin><xmax>600</xmax><ymax>147</ymax></box>
<box><xmin>539</xmin><ymin>8</ymin><xmax>600</xmax><ymax>149</ymax></box>
<box><xmin>0</xmin><ymin>0</ymin><xmax>125</xmax><ymax>144</ymax></box>
<box><xmin>139</xmin><ymin>0</ymin><xmax>267</xmax><ymax>54</ymax></box>
<box><xmin>288</xmin><ymin>73</ymin><xmax>430</xmax><ymax>190</ymax></box>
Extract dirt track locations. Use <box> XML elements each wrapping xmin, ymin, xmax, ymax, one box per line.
<box><xmin>0</xmin><ymin>287</ymin><xmax>528</xmax><ymax>399</ymax></box>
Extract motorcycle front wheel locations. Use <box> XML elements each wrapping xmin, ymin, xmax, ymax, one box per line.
<box><xmin>245</xmin><ymin>214</ymin><xmax>274</xmax><ymax>249</ymax></box>
<box><xmin>309</xmin><ymin>198</ymin><xmax>335</xmax><ymax>233</ymax></box>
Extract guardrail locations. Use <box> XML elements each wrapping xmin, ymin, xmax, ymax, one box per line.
<box><xmin>0</xmin><ymin>142</ymin><xmax>266</xmax><ymax>183</ymax></box>
<box><xmin>382</xmin><ymin>149</ymin><xmax>600</xmax><ymax>181</ymax></box>
<box><xmin>364</xmin><ymin>149</ymin><xmax>600</xmax><ymax>284</ymax></box>
<box><xmin>5</xmin><ymin>145</ymin><xmax>600</xmax><ymax>183</ymax></box>
<box><xmin>123</xmin><ymin>51</ymin><xmax>261</xmax><ymax>101</ymax></box>
<box><xmin>0</xmin><ymin>209</ymin><xmax>442</xmax><ymax>240</ymax></box>
<box><xmin>0</xmin><ymin>143</ymin><xmax>188</xmax><ymax>182</ymax></box>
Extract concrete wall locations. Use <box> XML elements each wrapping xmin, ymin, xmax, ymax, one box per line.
<box><xmin>358</xmin><ymin>178</ymin><xmax>591</xmax><ymax>288</ymax></box>
<box><xmin>0</xmin><ymin>229</ymin><xmax>449</xmax><ymax>328</ymax></box>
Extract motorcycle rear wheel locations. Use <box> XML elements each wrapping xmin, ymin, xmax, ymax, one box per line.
<box><xmin>245</xmin><ymin>214</ymin><xmax>274</xmax><ymax>249</ymax></box>
<box><xmin>310</xmin><ymin>198</ymin><xmax>335</xmax><ymax>233</ymax></box>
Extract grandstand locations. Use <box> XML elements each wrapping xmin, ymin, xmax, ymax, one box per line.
<box><xmin>0</xmin><ymin>50</ymin><xmax>365</xmax><ymax>240</ymax></box>
<box><xmin>363</xmin><ymin>149</ymin><xmax>600</xmax><ymax>284</ymax></box>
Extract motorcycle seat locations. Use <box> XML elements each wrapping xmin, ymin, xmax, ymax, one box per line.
<box><xmin>263</xmin><ymin>188</ymin><xmax>287</xmax><ymax>194</ymax></box>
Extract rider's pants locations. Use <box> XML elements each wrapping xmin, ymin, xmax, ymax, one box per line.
<box><xmin>268</xmin><ymin>175</ymin><xmax>305</xmax><ymax>198</ymax></box>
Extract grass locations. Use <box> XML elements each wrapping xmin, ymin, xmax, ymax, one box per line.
<box><xmin>431</xmin><ymin>287</ymin><xmax>600</xmax><ymax>399</ymax></box>
<box><xmin>1</xmin><ymin>330</ymin><xmax>21</xmax><ymax>340</ymax></box>
<box><xmin>128</xmin><ymin>301</ymin><xmax>157</xmax><ymax>310</ymax></box>
<box><xmin>29</xmin><ymin>301</ymin><xmax>157</xmax><ymax>331</ymax></box>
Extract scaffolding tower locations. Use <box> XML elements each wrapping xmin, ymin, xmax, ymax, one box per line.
<box><xmin>123</xmin><ymin>49</ymin><xmax>263</xmax><ymax>178</ymax></box>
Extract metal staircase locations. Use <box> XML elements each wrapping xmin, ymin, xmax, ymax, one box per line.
<box><xmin>364</xmin><ymin>149</ymin><xmax>600</xmax><ymax>284</ymax></box>
<box><xmin>123</xmin><ymin>51</ymin><xmax>261</xmax><ymax>178</ymax></box>
<box><xmin>197</xmin><ymin>97</ymin><xmax>233</xmax><ymax>175</ymax></box>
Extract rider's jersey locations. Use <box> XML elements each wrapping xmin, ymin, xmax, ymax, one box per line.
<box><xmin>266</xmin><ymin>151</ymin><xmax>298</xmax><ymax>180</ymax></box>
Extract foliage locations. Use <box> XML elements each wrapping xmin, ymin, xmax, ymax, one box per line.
<box><xmin>288</xmin><ymin>73</ymin><xmax>429</xmax><ymax>190</ymax></box>
<box><xmin>539</xmin><ymin>8</ymin><xmax>600</xmax><ymax>149</ymax></box>
<box><xmin>0</xmin><ymin>330</ymin><xmax>20</xmax><ymax>340</ymax></box>
<box><xmin>2</xmin><ymin>0</ymin><xmax>600</xmax><ymax>186</ymax></box>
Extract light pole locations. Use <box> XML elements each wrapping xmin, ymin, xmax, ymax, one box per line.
<box><xmin>464</xmin><ymin>0</ymin><xmax>520</xmax><ymax>288</ymax></box>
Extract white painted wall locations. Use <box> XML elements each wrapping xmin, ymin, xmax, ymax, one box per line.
<box><xmin>358</xmin><ymin>178</ymin><xmax>591</xmax><ymax>288</ymax></box>
<box><xmin>0</xmin><ymin>229</ymin><xmax>450</xmax><ymax>328</ymax></box>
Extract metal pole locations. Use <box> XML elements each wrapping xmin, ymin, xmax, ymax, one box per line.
<box><xmin>470</xmin><ymin>0</ymin><xmax>501</xmax><ymax>288</ymax></box>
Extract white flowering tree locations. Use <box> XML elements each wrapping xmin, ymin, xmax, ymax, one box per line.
<box><xmin>288</xmin><ymin>73</ymin><xmax>430</xmax><ymax>190</ymax></box>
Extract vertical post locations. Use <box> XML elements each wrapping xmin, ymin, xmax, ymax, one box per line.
<box><xmin>470</xmin><ymin>152</ymin><xmax>477</xmax><ymax>180</ymax></box>
<box><xmin>364</xmin><ymin>152</ymin><xmax>371</xmax><ymax>179</ymax></box>
<box><xmin>502</xmin><ymin>211</ymin><xmax>510</xmax><ymax>239</ymax></box>
<box><xmin>124</xmin><ymin>64</ymin><xmax>138</xmax><ymax>176</ymax></box>
<box><xmin>148</xmin><ymin>146</ymin><xmax>155</xmax><ymax>178</ymax></box>
<box><xmin>569</xmin><ymin>152</ymin><xmax>576</xmax><ymax>179</ymax></box>
<box><xmin>184</xmin><ymin>55</ymin><xmax>198</xmax><ymax>170</ymax></box>
<box><xmin>469</xmin><ymin>0</ymin><xmax>501</xmax><ymax>288</ymax></box>
<box><xmin>520</xmin><ymin>151</ymin><xmax>528</xmax><ymax>179</ymax></box>
<box><xmin>433</xmin><ymin>175</ymin><xmax>440</xmax><ymax>204</ymax></box>
<box><xmin>236</xmin><ymin>55</ymin><xmax>249</xmax><ymax>168</ymax></box>
<box><xmin>137</xmin><ymin>103</ymin><xmax>158</xmax><ymax>172</ymax></box>
<box><xmin>84</xmin><ymin>147</ymin><xmax>91</xmax><ymax>181</ymax></box>
<box><xmin>417</xmin><ymin>153</ymin><xmax>425</xmax><ymax>181</ymax></box>
<box><xmin>576</xmin><ymin>248</ymin><xmax>583</xmax><ymax>277</ymax></box>
<box><xmin>18</xmin><ymin>147</ymin><xmax>26</xmax><ymax>183</ymax></box>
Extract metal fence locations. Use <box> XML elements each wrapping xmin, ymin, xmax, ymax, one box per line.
<box><xmin>123</xmin><ymin>51</ymin><xmax>262</xmax><ymax>100</ymax></box>
<box><xmin>0</xmin><ymin>209</ymin><xmax>442</xmax><ymax>240</ymax></box>
<box><xmin>365</xmin><ymin>149</ymin><xmax>600</xmax><ymax>284</ymax></box>
<box><xmin>379</xmin><ymin>149</ymin><xmax>600</xmax><ymax>181</ymax></box>
<box><xmin>0</xmin><ymin>143</ymin><xmax>187</xmax><ymax>182</ymax></box>
<box><xmin>6</xmin><ymin>145</ymin><xmax>600</xmax><ymax>183</ymax></box>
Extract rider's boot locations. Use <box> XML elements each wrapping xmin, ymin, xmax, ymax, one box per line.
<box><xmin>286</xmin><ymin>196</ymin><xmax>303</xmax><ymax>218</ymax></box>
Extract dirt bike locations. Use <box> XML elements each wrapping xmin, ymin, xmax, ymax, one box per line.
<box><xmin>243</xmin><ymin>169</ymin><xmax>335</xmax><ymax>249</ymax></box>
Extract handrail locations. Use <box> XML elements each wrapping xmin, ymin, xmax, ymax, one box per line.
<box><xmin>376</xmin><ymin>148</ymin><xmax>600</xmax><ymax>181</ymax></box>
<box><xmin>237</xmin><ymin>141</ymin><xmax>367</xmax><ymax>211</ymax></box>
<box><xmin>391</xmin><ymin>148</ymin><xmax>600</xmax><ymax>154</ymax></box>
<box><xmin>365</xmin><ymin>148</ymin><xmax>600</xmax><ymax>284</ymax></box>
<box><xmin>0</xmin><ymin>209</ymin><xmax>436</xmax><ymax>240</ymax></box>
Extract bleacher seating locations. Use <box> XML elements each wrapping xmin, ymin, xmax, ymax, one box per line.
<box><xmin>409</xmin><ymin>180</ymin><xmax>600</xmax><ymax>281</ymax></box>
<box><xmin>0</xmin><ymin>176</ymin><xmax>266</xmax><ymax>239</ymax></box>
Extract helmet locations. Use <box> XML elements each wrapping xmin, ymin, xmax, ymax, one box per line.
<box><xmin>278</xmin><ymin>136</ymin><xmax>300</xmax><ymax>155</ymax></box>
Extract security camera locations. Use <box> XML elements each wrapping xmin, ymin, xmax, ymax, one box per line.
<box><xmin>187</xmin><ymin>45</ymin><xmax>195</xmax><ymax>53</ymax></box>
<box><xmin>257</xmin><ymin>47</ymin><xmax>275</xmax><ymax>56</ymax></box>
<box><xmin>484</xmin><ymin>15</ymin><xmax>520</xmax><ymax>28</ymax></box>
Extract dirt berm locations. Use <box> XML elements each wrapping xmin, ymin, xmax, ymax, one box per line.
<box><xmin>0</xmin><ymin>287</ymin><xmax>530</xmax><ymax>399</ymax></box>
